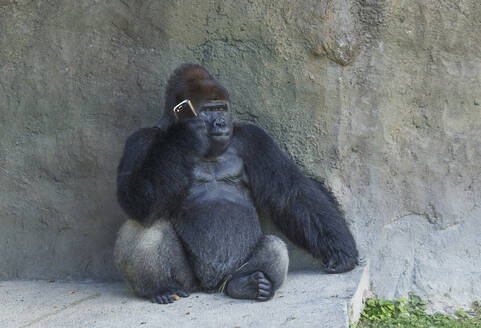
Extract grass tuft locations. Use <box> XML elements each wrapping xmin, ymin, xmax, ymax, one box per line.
<box><xmin>353</xmin><ymin>293</ymin><xmax>481</xmax><ymax>328</ymax></box>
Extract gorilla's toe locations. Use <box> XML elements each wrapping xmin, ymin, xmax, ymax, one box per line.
<box><xmin>172</xmin><ymin>289</ymin><xmax>190</xmax><ymax>298</ymax></box>
<box><xmin>151</xmin><ymin>288</ymin><xmax>189</xmax><ymax>304</ymax></box>
<box><xmin>250</xmin><ymin>271</ymin><xmax>273</xmax><ymax>301</ymax></box>
<box><xmin>151</xmin><ymin>294</ymin><xmax>174</xmax><ymax>304</ymax></box>
<box><xmin>226</xmin><ymin>270</ymin><xmax>274</xmax><ymax>301</ymax></box>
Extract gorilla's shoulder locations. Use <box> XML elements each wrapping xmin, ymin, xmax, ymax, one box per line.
<box><xmin>232</xmin><ymin>122</ymin><xmax>272</xmax><ymax>147</ymax></box>
<box><xmin>124</xmin><ymin>127</ymin><xmax>163</xmax><ymax>149</ymax></box>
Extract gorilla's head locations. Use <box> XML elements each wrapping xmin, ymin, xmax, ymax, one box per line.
<box><xmin>163</xmin><ymin>64</ymin><xmax>233</xmax><ymax>157</ymax></box>
<box><xmin>196</xmin><ymin>99</ymin><xmax>233</xmax><ymax>158</ymax></box>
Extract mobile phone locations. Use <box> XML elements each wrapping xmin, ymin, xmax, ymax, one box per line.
<box><xmin>173</xmin><ymin>99</ymin><xmax>197</xmax><ymax>120</ymax></box>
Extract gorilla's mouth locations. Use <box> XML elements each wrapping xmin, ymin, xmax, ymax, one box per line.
<box><xmin>210</xmin><ymin>127</ymin><xmax>230</xmax><ymax>137</ymax></box>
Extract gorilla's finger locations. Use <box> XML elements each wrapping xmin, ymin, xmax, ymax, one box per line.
<box><xmin>328</xmin><ymin>258</ymin><xmax>336</xmax><ymax>267</ymax></box>
<box><xmin>175</xmin><ymin>290</ymin><xmax>190</xmax><ymax>298</ymax></box>
<box><xmin>258</xmin><ymin>289</ymin><xmax>271</xmax><ymax>297</ymax></box>
<box><xmin>153</xmin><ymin>296</ymin><xmax>164</xmax><ymax>304</ymax></box>
<box><xmin>157</xmin><ymin>296</ymin><xmax>165</xmax><ymax>304</ymax></box>
<box><xmin>258</xmin><ymin>283</ymin><xmax>270</xmax><ymax>290</ymax></box>
<box><xmin>322</xmin><ymin>264</ymin><xmax>338</xmax><ymax>273</ymax></box>
<box><xmin>252</xmin><ymin>272</ymin><xmax>263</xmax><ymax>280</ymax></box>
<box><xmin>161</xmin><ymin>295</ymin><xmax>170</xmax><ymax>304</ymax></box>
<box><xmin>257</xmin><ymin>295</ymin><xmax>269</xmax><ymax>301</ymax></box>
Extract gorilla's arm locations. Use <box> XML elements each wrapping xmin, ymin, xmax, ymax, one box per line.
<box><xmin>117</xmin><ymin>122</ymin><xmax>205</xmax><ymax>225</ymax></box>
<box><xmin>233</xmin><ymin>123</ymin><xmax>359</xmax><ymax>273</ymax></box>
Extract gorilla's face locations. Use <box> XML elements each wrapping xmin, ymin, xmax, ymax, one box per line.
<box><xmin>197</xmin><ymin>100</ymin><xmax>233</xmax><ymax>157</ymax></box>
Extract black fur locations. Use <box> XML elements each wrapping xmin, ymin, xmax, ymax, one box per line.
<box><xmin>232</xmin><ymin>123</ymin><xmax>359</xmax><ymax>273</ymax></box>
<box><xmin>117</xmin><ymin>63</ymin><xmax>229</xmax><ymax>225</ymax></box>
<box><xmin>115</xmin><ymin>63</ymin><xmax>358</xmax><ymax>305</ymax></box>
<box><xmin>173</xmin><ymin>199</ymin><xmax>262</xmax><ymax>290</ymax></box>
<box><xmin>117</xmin><ymin>120</ymin><xmax>208</xmax><ymax>225</ymax></box>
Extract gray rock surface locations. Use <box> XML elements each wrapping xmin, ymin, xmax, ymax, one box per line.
<box><xmin>1</xmin><ymin>0</ymin><xmax>480</xmax><ymax>312</ymax></box>
<box><xmin>0</xmin><ymin>265</ymin><xmax>369</xmax><ymax>328</ymax></box>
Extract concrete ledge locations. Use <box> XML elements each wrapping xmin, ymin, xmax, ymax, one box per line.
<box><xmin>0</xmin><ymin>263</ymin><xmax>368</xmax><ymax>328</ymax></box>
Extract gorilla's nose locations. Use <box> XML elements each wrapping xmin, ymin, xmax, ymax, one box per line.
<box><xmin>213</xmin><ymin>118</ymin><xmax>226</xmax><ymax>128</ymax></box>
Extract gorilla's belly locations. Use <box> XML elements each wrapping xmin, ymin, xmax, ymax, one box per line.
<box><xmin>172</xmin><ymin>199</ymin><xmax>262</xmax><ymax>290</ymax></box>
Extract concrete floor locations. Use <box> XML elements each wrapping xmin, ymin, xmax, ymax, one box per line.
<box><xmin>0</xmin><ymin>264</ymin><xmax>368</xmax><ymax>328</ymax></box>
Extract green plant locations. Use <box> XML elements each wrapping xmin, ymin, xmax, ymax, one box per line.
<box><xmin>472</xmin><ymin>301</ymin><xmax>481</xmax><ymax>317</ymax></box>
<box><xmin>357</xmin><ymin>294</ymin><xmax>481</xmax><ymax>327</ymax></box>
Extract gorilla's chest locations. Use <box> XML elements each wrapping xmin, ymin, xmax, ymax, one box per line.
<box><xmin>172</xmin><ymin>146</ymin><xmax>262</xmax><ymax>289</ymax></box>
<box><xmin>187</xmin><ymin>147</ymin><xmax>252</xmax><ymax>203</ymax></box>
<box><xmin>192</xmin><ymin>150</ymin><xmax>243</xmax><ymax>181</ymax></box>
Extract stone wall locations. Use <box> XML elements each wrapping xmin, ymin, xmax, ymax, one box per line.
<box><xmin>1</xmin><ymin>0</ymin><xmax>480</xmax><ymax>311</ymax></box>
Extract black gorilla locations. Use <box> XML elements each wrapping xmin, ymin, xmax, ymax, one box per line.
<box><xmin>114</xmin><ymin>64</ymin><xmax>358</xmax><ymax>304</ymax></box>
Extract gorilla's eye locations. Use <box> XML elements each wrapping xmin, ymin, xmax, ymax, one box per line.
<box><xmin>200</xmin><ymin>101</ymin><xmax>229</xmax><ymax>112</ymax></box>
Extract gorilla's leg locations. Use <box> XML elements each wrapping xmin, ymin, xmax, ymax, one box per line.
<box><xmin>225</xmin><ymin>234</ymin><xmax>289</xmax><ymax>301</ymax></box>
<box><xmin>114</xmin><ymin>219</ymin><xmax>196</xmax><ymax>304</ymax></box>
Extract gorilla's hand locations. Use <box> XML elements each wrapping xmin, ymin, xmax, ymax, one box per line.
<box><xmin>174</xmin><ymin>118</ymin><xmax>209</xmax><ymax>157</ymax></box>
<box><xmin>322</xmin><ymin>250</ymin><xmax>358</xmax><ymax>274</ymax></box>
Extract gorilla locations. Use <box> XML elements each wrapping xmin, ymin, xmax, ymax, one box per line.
<box><xmin>114</xmin><ymin>63</ymin><xmax>358</xmax><ymax>304</ymax></box>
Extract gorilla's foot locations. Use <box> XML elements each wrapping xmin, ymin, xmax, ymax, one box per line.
<box><xmin>225</xmin><ymin>271</ymin><xmax>273</xmax><ymax>301</ymax></box>
<box><xmin>151</xmin><ymin>288</ymin><xmax>190</xmax><ymax>304</ymax></box>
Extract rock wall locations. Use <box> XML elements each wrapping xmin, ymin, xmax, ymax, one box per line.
<box><xmin>1</xmin><ymin>0</ymin><xmax>480</xmax><ymax>310</ymax></box>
